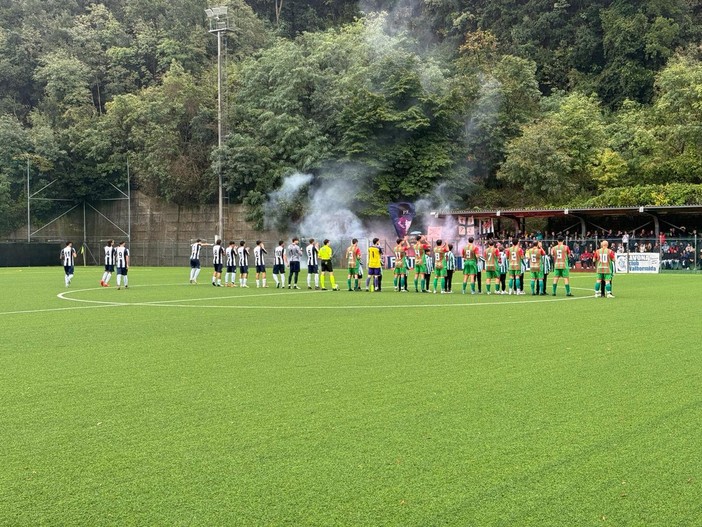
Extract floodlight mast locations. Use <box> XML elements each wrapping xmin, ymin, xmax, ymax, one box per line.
<box><xmin>205</xmin><ymin>5</ymin><xmax>234</xmax><ymax>242</ymax></box>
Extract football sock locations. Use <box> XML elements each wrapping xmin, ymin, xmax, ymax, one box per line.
<box><xmin>320</xmin><ymin>276</ymin><xmax>325</xmax><ymax>289</ymax></box>
<box><xmin>552</xmin><ymin>283</ymin><xmax>557</xmax><ymax>294</ymax></box>
<box><xmin>330</xmin><ymin>276</ymin><xmax>336</xmax><ymax>288</ymax></box>
<box><xmin>441</xmin><ymin>278</ymin><xmax>446</xmax><ymax>291</ymax></box>
<box><xmin>315</xmin><ymin>275</ymin><xmax>319</xmax><ymax>287</ymax></box>
<box><xmin>530</xmin><ymin>280</ymin><xmax>535</xmax><ymax>294</ymax></box>
<box><xmin>470</xmin><ymin>282</ymin><xmax>475</xmax><ymax>293</ymax></box>
<box><xmin>565</xmin><ymin>284</ymin><xmax>571</xmax><ymax>295</ymax></box>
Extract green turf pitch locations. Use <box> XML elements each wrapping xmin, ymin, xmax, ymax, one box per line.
<box><xmin>1</xmin><ymin>267</ymin><xmax>700</xmax><ymax>526</ymax></box>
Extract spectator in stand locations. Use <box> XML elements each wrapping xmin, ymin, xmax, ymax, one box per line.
<box><xmin>580</xmin><ymin>248</ymin><xmax>593</xmax><ymax>270</ymax></box>
<box><xmin>622</xmin><ymin>231</ymin><xmax>629</xmax><ymax>251</ymax></box>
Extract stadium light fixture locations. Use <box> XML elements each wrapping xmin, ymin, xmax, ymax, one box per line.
<box><xmin>205</xmin><ymin>5</ymin><xmax>234</xmax><ymax>241</ymax></box>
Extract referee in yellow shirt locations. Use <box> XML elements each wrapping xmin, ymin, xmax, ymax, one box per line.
<box><xmin>318</xmin><ymin>239</ymin><xmax>339</xmax><ymax>290</ymax></box>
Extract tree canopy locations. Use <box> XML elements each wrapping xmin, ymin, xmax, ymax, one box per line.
<box><xmin>1</xmin><ymin>0</ymin><xmax>702</xmax><ymax>234</ymax></box>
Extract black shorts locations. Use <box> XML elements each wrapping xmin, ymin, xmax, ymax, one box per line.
<box><xmin>190</xmin><ymin>258</ymin><xmax>200</xmax><ymax>269</ymax></box>
<box><xmin>214</xmin><ymin>263</ymin><xmax>223</xmax><ymax>273</ymax></box>
<box><xmin>104</xmin><ymin>264</ymin><xmax>115</xmax><ymax>272</ymax></box>
<box><xmin>64</xmin><ymin>265</ymin><xmax>74</xmax><ymax>275</ymax></box>
<box><xmin>273</xmin><ymin>264</ymin><xmax>285</xmax><ymax>274</ymax></box>
<box><xmin>289</xmin><ymin>261</ymin><xmax>300</xmax><ymax>273</ymax></box>
<box><xmin>307</xmin><ymin>264</ymin><xmax>318</xmax><ymax>274</ymax></box>
<box><xmin>321</xmin><ymin>260</ymin><xmax>333</xmax><ymax>272</ymax></box>
<box><xmin>117</xmin><ymin>267</ymin><xmax>128</xmax><ymax>276</ymax></box>
<box><xmin>256</xmin><ymin>265</ymin><xmax>266</xmax><ymax>273</ymax></box>
<box><xmin>239</xmin><ymin>265</ymin><xmax>248</xmax><ymax>275</ymax></box>
<box><xmin>368</xmin><ymin>267</ymin><xmax>381</xmax><ymax>276</ymax></box>
<box><xmin>226</xmin><ymin>265</ymin><xmax>236</xmax><ymax>273</ymax></box>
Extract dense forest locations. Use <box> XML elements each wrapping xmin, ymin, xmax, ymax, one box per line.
<box><xmin>2</xmin><ymin>0</ymin><xmax>702</xmax><ymax>233</ymax></box>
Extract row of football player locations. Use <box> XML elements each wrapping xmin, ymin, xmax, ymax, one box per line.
<box><xmin>184</xmin><ymin>236</ymin><xmax>616</xmax><ymax>297</ymax></box>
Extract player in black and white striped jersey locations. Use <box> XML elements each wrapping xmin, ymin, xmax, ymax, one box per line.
<box><xmin>306</xmin><ymin>239</ymin><xmax>320</xmax><ymax>289</ymax></box>
<box><xmin>60</xmin><ymin>241</ymin><xmax>77</xmax><ymax>287</ymax></box>
<box><xmin>225</xmin><ymin>241</ymin><xmax>237</xmax><ymax>287</ymax></box>
<box><xmin>253</xmin><ymin>240</ymin><xmax>267</xmax><ymax>288</ymax></box>
<box><xmin>237</xmin><ymin>241</ymin><xmax>250</xmax><ymax>288</ymax></box>
<box><xmin>189</xmin><ymin>239</ymin><xmax>211</xmax><ymax>284</ymax></box>
<box><xmin>272</xmin><ymin>240</ymin><xmax>286</xmax><ymax>288</ymax></box>
<box><xmin>101</xmin><ymin>240</ymin><xmax>116</xmax><ymax>287</ymax></box>
<box><xmin>212</xmin><ymin>239</ymin><xmax>225</xmax><ymax>287</ymax></box>
<box><xmin>115</xmin><ymin>241</ymin><xmax>129</xmax><ymax>290</ymax></box>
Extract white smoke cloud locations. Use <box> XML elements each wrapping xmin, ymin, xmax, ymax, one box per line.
<box><xmin>298</xmin><ymin>179</ymin><xmax>366</xmax><ymax>242</ymax></box>
<box><xmin>264</xmin><ymin>172</ymin><xmax>366</xmax><ymax>244</ymax></box>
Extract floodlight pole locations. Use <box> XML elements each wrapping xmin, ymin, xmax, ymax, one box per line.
<box><xmin>217</xmin><ymin>28</ymin><xmax>223</xmax><ymax>241</ymax></box>
<box><xmin>26</xmin><ymin>159</ymin><xmax>30</xmax><ymax>242</ymax></box>
<box><xmin>205</xmin><ymin>6</ymin><xmax>234</xmax><ymax>242</ymax></box>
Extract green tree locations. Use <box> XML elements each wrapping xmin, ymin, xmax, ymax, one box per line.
<box><xmin>498</xmin><ymin>92</ymin><xmax>606</xmax><ymax>200</ymax></box>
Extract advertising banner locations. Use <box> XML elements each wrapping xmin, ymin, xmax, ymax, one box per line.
<box><xmin>615</xmin><ymin>254</ymin><xmax>628</xmax><ymax>274</ymax></box>
<box><xmin>627</xmin><ymin>252</ymin><xmax>660</xmax><ymax>273</ymax></box>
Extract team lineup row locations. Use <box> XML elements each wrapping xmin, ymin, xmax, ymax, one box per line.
<box><xmin>59</xmin><ymin>236</ymin><xmax>616</xmax><ymax>298</ymax></box>
<box><xmin>183</xmin><ymin>235</ymin><xmax>617</xmax><ymax>297</ymax></box>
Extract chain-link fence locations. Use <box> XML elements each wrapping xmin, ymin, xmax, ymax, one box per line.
<box><xmin>2</xmin><ymin>235</ymin><xmax>700</xmax><ymax>272</ymax></box>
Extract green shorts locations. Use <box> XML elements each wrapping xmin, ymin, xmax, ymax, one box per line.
<box><xmin>434</xmin><ymin>268</ymin><xmax>447</xmax><ymax>277</ymax></box>
<box><xmin>415</xmin><ymin>264</ymin><xmax>427</xmax><ymax>274</ymax></box>
<box><xmin>596</xmin><ymin>273</ymin><xmax>612</xmax><ymax>281</ymax></box>
<box><xmin>553</xmin><ymin>268</ymin><xmax>570</xmax><ymax>278</ymax></box>
<box><xmin>463</xmin><ymin>261</ymin><xmax>477</xmax><ymax>275</ymax></box>
<box><xmin>530</xmin><ymin>271</ymin><xmax>544</xmax><ymax>279</ymax></box>
<box><xmin>485</xmin><ymin>270</ymin><xmax>500</xmax><ymax>280</ymax></box>
<box><xmin>348</xmin><ymin>266</ymin><xmax>359</xmax><ymax>275</ymax></box>
<box><xmin>509</xmin><ymin>269</ymin><xmax>521</xmax><ymax>277</ymax></box>
<box><xmin>394</xmin><ymin>267</ymin><xmax>407</xmax><ymax>275</ymax></box>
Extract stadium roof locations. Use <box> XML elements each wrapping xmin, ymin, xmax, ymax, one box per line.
<box><xmin>433</xmin><ymin>205</ymin><xmax>702</xmax><ymax>219</ymax></box>
<box><xmin>432</xmin><ymin>205</ymin><xmax>702</xmax><ymax>236</ymax></box>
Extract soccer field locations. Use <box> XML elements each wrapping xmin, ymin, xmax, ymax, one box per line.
<box><xmin>1</xmin><ymin>267</ymin><xmax>700</xmax><ymax>526</ymax></box>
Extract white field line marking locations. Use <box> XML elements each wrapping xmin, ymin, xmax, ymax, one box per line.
<box><xmin>36</xmin><ymin>284</ymin><xmax>597</xmax><ymax>314</ymax></box>
<box><xmin>130</xmin><ymin>295</ymin><xmax>593</xmax><ymax>310</ymax></box>
<box><xmin>0</xmin><ymin>304</ymin><xmax>128</xmax><ymax>316</ymax></box>
<box><xmin>1</xmin><ymin>285</ymin><xmax>599</xmax><ymax>316</ymax></box>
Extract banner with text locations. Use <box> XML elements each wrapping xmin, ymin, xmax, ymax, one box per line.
<box><xmin>627</xmin><ymin>252</ymin><xmax>660</xmax><ymax>273</ymax></box>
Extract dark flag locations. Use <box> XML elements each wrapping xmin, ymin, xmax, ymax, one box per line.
<box><xmin>388</xmin><ymin>202</ymin><xmax>416</xmax><ymax>238</ymax></box>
